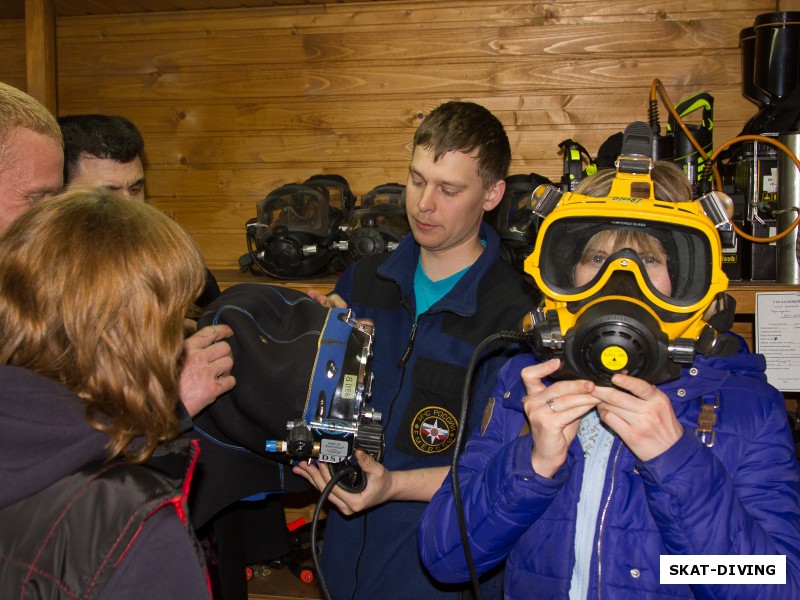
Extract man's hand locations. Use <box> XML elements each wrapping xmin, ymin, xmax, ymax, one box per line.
<box><xmin>593</xmin><ymin>373</ymin><xmax>683</xmax><ymax>462</ymax></box>
<box><xmin>307</xmin><ymin>288</ymin><xmax>348</xmax><ymax>309</ymax></box>
<box><xmin>521</xmin><ymin>359</ymin><xmax>599</xmax><ymax>478</ymax></box>
<box><xmin>178</xmin><ymin>324</ymin><xmax>235</xmax><ymax>417</ymax></box>
<box><xmin>292</xmin><ymin>451</ymin><xmax>448</xmax><ymax>515</ymax></box>
<box><xmin>293</xmin><ymin>450</ymin><xmax>391</xmax><ymax>515</ymax></box>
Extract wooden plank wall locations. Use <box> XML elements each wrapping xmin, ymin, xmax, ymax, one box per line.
<box><xmin>0</xmin><ymin>20</ymin><xmax>26</xmax><ymax>91</ymax></box>
<box><xmin>0</xmin><ymin>0</ymin><xmax>792</xmax><ymax>269</ymax></box>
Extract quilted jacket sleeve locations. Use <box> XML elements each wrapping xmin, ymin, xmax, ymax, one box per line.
<box><xmin>639</xmin><ymin>379</ymin><xmax>800</xmax><ymax>599</ymax></box>
<box><xmin>418</xmin><ymin>356</ymin><xmax>569</xmax><ymax>583</ymax></box>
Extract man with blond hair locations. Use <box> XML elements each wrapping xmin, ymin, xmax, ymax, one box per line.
<box><xmin>0</xmin><ymin>82</ymin><xmax>64</xmax><ymax>233</ymax></box>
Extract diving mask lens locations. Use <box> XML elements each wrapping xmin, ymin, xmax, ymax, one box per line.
<box><xmin>258</xmin><ymin>186</ymin><xmax>329</xmax><ymax>237</ymax></box>
<box><xmin>538</xmin><ymin>217</ymin><xmax>713</xmax><ymax>311</ymax></box>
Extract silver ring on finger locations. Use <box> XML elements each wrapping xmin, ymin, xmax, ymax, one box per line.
<box><xmin>546</xmin><ymin>398</ymin><xmax>557</xmax><ymax>412</ymax></box>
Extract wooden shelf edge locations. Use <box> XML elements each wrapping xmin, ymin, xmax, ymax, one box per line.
<box><xmin>211</xmin><ymin>269</ymin><xmax>800</xmax><ymax>316</ymax></box>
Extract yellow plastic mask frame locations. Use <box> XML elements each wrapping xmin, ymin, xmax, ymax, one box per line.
<box><xmin>524</xmin><ymin>173</ymin><xmax>729</xmax><ymax>325</ymax></box>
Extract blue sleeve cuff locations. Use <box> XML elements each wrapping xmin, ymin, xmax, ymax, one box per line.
<box><xmin>510</xmin><ymin>434</ymin><xmax>569</xmax><ymax>490</ymax></box>
<box><xmin>637</xmin><ymin>428</ymin><xmax>699</xmax><ymax>484</ymax></box>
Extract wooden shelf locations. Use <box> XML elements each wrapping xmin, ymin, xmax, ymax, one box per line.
<box><xmin>726</xmin><ymin>282</ymin><xmax>800</xmax><ymax>315</ymax></box>
<box><xmin>211</xmin><ymin>270</ymin><xmax>800</xmax><ymax>396</ymax></box>
<box><xmin>212</xmin><ymin>269</ymin><xmax>800</xmax><ymax>317</ymax></box>
<box><xmin>213</xmin><ymin>269</ymin><xmax>337</xmax><ymax>296</ymax></box>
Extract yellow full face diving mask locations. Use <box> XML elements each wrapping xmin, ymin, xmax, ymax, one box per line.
<box><xmin>522</xmin><ymin>122</ymin><xmax>735</xmax><ymax>385</ymax></box>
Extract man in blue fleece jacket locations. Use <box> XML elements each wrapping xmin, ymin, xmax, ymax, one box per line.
<box><xmin>295</xmin><ymin>101</ymin><xmax>540</xmax><ymax>599</ymax></box>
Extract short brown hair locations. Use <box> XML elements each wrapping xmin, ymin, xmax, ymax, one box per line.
<box><xmin>0</xmin><ymin>188</ymin><xmax>205</xmax><ymax>462</ymax></box>
<box><xmin>412</xmin><ymin>101</ymin><xmax>511</xmax><ymax>190</ymax></box>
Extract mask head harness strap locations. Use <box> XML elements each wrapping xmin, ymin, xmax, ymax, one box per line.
<box><xmin>615</xmin><ymin>121</ymin><xmax>655</xmax><ymax>175</ymax></box>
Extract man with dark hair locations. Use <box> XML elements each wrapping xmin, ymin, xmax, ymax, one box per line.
<box><xmin>56</xmin><ymin>112</ymin><xmax>279</xmax><ymax>600</ymax></box>
<box><xmin>59</xmin><ymin>114</ymin><xmax>146</xmax><ymax>201</ymax></box>
<box><xmin>297</xmin><ymin>101</ymin><xmax>540</xmax><ymax>599</ymax></box>
<box><xmin>58</xmin><ymin>113</ymin><xmax>220</xmax><ymax>307</ymax></box>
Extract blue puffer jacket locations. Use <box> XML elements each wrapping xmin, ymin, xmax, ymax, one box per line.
<box><xmin>321</xmin><ymin>223</ymin><xmax>541</xmax><ymax>600</ymax></box>
<box><xmin>419</xmin><ymin>339</ymin><xmax>800</xmax><ymax>599</ymax></box>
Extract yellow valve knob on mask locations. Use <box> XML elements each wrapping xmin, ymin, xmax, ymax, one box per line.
<box><xmin>600</xmin><ymin>346</ymin><xmax>629</xmax><ymax>372</ymax></box>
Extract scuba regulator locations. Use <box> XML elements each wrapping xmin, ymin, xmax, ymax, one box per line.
<box><xmin>523</xmin><ymin>121</ymin><xmax>737</xmax><ymax>386</ymax></box>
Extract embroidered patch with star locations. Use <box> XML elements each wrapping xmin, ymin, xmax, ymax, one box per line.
<box><xmin>410</xmin><ymin>406</ymin><xmax>458</xmax><ymax>454</ymax></box>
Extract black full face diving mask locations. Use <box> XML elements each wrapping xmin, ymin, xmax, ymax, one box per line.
<box><xmin>484</xmin><ymin>172</ymin><xmax>552</xmax><ymax>275</ymax></box>
<box><xmin>523</xmin><ymin>122</ymin><xmax>736</xmax><ymax>385</ymax></box>
<box><xmin>246</xmin><ymin>183</ymin><xmax>349</xmax><ymax>279</ymax></box>
<box><xmin>304</xmin><ymin>173</ymin><xmax>357</xmax><ymax>224</ymax></box>
<box><xmin>345</xmin><ymin>183</ymin><xmax>410</xmax><ymax>260</ymax></box>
